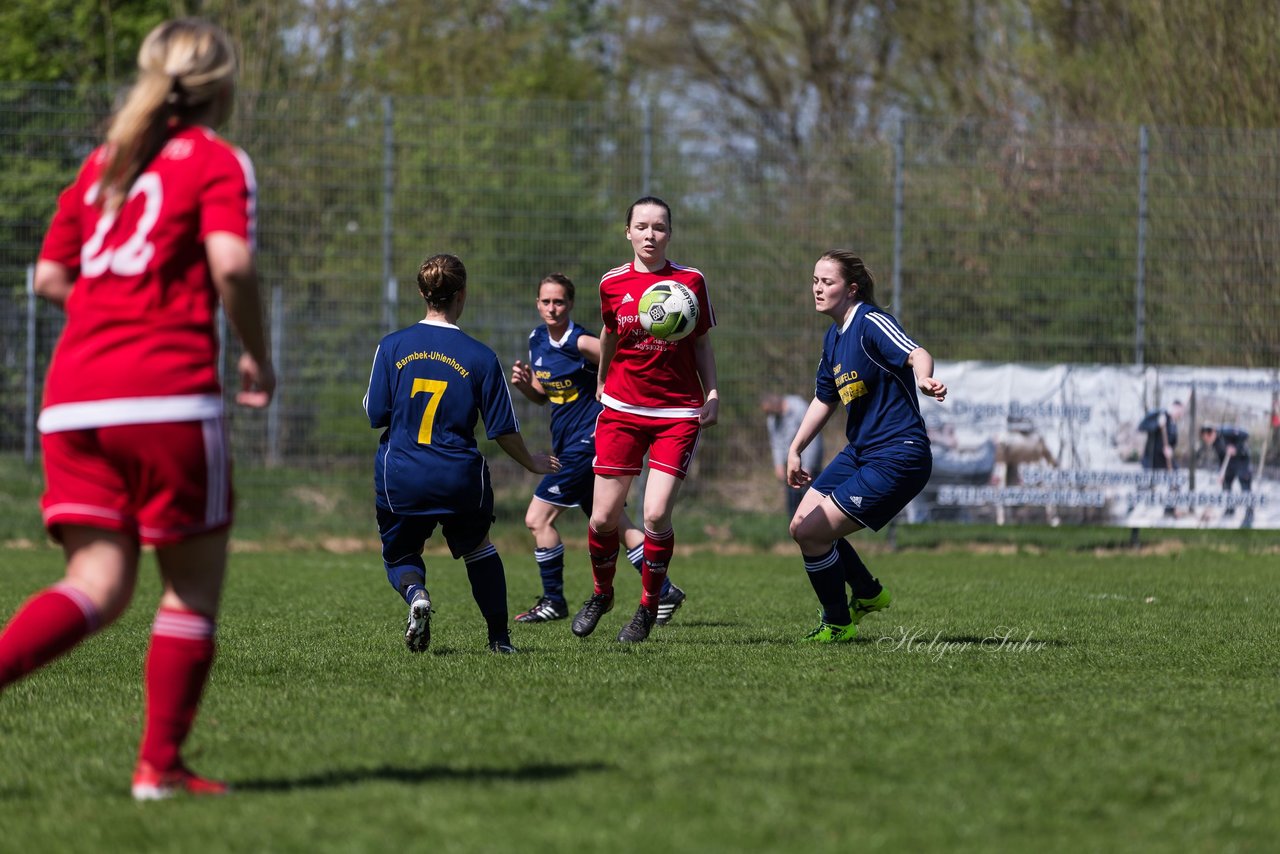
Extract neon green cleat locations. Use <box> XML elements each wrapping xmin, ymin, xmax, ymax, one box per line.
<box><xmin>800</xmin><ymin>618</ymin><xmax>857</xmax><ymax>644</ymax></box>
<box><xmin>852</xmin><ymin>587</ymin><xmax>892</xmax><ymax>624</ymax></box>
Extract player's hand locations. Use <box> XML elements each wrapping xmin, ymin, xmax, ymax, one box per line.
<box><xmin>236</xmin><ymin>353</ymin><xmax>275</xmax><ymax>408</ymax></box>
<box><xmin>919</xmin><ymin>377</ymin><xmax>947</xmax><ymax>402</ymax></box>
<box><xmin>510</xmin><ymin>359</ymin><xmax>532</xmax><ymax>387</ymax></box>
<box><xmin>786</xmin><ymin>450</ymin><xmax>811</xmax><ymax>488</ymax></box>
<box><xmin>528</xmin><ymin>453</ymin><xmax>561</xmax><ymax>476</ymax></box>
<box><xmin>699</xmin><ymin>396</ymin><xmax>719</xmax><ymax>427</ymax></box>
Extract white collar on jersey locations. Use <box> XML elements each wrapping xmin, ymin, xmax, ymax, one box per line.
<box><xmin>839</xmin><ymin>301</ymin><xmax>866</xmax><ymax>334</ymax></box>
<box><xmin>549</xmin><ymin>323</ymin><xmax>574</xmax><ymax>348</ymax></box>
<box><xmin>419</xmin><ymin>319</ymin><xmax>460</xmax><ymax>330</ymax></box>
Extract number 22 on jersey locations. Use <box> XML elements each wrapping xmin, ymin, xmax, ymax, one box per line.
<box><xmin>412</xmin><ymin>378</ymin><xmax>448</xmax><ymax>444</ymax></box>
<box><xmin>80</xmin><ymin>173</ymin><xmax>163</xmax><ymax>277</ymax></box>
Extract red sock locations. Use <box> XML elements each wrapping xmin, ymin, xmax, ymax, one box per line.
<box><xmin>138</xmin><ymin>608</ymin><xmax>216</xmax><ymax>772</ymax></box>
<box><xmin>641</xmin><ymin>527</ymin><xmax>675</xmax><ymax>612</ymax></box>
<box><xmin>587</xmin><ymin>526</ymin><xmax>620</xmax><ymax>596</ymax></box>
<box><xmin>0</xmin><ymin>584</ymin><xmax>98</xmax><ymax>688</ymax></box>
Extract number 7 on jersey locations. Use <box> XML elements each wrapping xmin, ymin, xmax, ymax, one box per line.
<box><xmin>411</xmin><ymin>379</ymin><xmax>448</xmax><ymax>444</ymax></box>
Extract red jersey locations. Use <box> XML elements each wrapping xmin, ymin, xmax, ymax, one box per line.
<box><xmin>37</xmin><ymin>125</ymin><xmax>256</xmax><ymax>433</ymax></box>
<box><xmin>599</xmin><ymin>261</ymin><xmax>716</xmax><ymax>418</ymax></box>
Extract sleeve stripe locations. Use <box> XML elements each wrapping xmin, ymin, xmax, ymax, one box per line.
<box><xmin>232</xmin><ymin>147</ymin><xmax>258</xmax><ymax>250</ymax></box>
<box><xmin>363</xmin><ymin>344</ymin><xmax>380</xmax><ymax>415</ymax></box>
<box><xmin>866</xmin><ymin>312</ymin><xmax>917</xmax><ymax>354</ymax></box>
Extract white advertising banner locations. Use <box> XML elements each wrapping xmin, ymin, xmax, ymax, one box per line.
<box><xmin>914</xmin><ymin>361</ymin><xmax>1277</xmax><ymax>529</ymax></box>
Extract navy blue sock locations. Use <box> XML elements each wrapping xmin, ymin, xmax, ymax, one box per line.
<box><xmin>534</xmin><ymin>545</ymin><xmax>566</xmax><ymax>603</ymax></box>
<box><xmin>835</xmin><ymin>538</ymin><xmax>881</xmax><ymax>600</ymax></box>
<box><xmin>464</xmin><ymin>544</ymin><xmax>510</xmax><ymax>643</ymax></box>
<box><xmin>385</xmin><ymin>561</ymin><xmax>427</xmax><ymax>606</ymax></box>
<box><xmin>803</xmin><ymin>547</ymin><xmax>852</xmax><ymax>625</ymax></box>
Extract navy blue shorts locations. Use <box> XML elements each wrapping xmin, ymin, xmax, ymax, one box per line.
<box><xmin>810</xmin><ymin>441</ymin><xmax>932</xmax><ymax>531</ymax></box>
<box><xmin>376</xmin><ymin>484</ymin><xmax>494</xmax><ymax>563</ymax></box>
<box><xmin>533</xmin><ymin>444</ymin><xmax>595</xmax><ymax>515</ymax></box>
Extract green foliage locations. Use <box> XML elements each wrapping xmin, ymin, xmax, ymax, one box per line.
<box><xmin>0</xmin><ymin>0</ymin><xmax>169</xmax><ymax>88</ymax></box>
<box><xmin>2</xmin><ymin>546</ymin><xmax>1279</xmax><ymax>851</ymax></box>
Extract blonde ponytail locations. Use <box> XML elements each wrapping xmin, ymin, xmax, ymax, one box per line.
<box><xmin>97</xmin><ymin>19</ymin><xmax>237</xmax><ymax>210</ymax></box>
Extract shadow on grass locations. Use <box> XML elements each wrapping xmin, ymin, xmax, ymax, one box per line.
<box><xmin>235</xmin><ymin>760</ymin><xmax>611</xmax><ymax>793</ymax></box>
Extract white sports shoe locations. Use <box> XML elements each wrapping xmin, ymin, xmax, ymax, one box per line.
<box><xmin>405</xmin><ymin>593</ymin><xmax>432</xmax><ymax>652</ymax></box>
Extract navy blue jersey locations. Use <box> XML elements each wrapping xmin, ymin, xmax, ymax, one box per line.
<box><xmin>528</xmin><ymin>322</ymin><xmax>601</xmax><ymax>455</ymax></box>
<box><xmin>815</xmin><ymin>303</ymin><xmax>929</xmax><ymax>454</ymax></box>
<box><xmin>365</xmin><ymin>320</ymin><xmax>519</xmax><ymax>514</ymax></box>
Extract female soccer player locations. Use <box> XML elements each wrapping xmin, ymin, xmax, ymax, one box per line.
<box><xmin>571</xmin><ymin>196</ymin><xmax>718</xmax><ymax>643</ymax></box>
<box><xmin>365</xmin><ymin>253</ymin><xmax>559</xmax><ymax>655</ymax></box>
<box><xmin>509</xmin><ymin>274</ymin><xmax>686</xmax><ymax>625</ymax></box>
<box><xmin>0</xmin><ymin>19</ymin><xmax>273</xmax><ymax>799</ymax></box>
<box><xmin>786</xmin><ymin>250</ymin><xmax>947</xmax><ymax>643</ymax></box>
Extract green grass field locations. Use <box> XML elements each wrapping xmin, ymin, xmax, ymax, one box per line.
<box><xmin>1</xmin><ymin>542</ymin><xmax>1278</xmax><ymax>852</ymax></box>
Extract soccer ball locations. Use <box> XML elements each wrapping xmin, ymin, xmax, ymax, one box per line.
<box><xmin>637</xmin><ymin>281</ymin><xmax>699</xmax><ymax>341</ymax></box>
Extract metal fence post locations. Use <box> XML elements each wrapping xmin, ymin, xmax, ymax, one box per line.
<box><xmin>892</xmin><ymin>119</ymin><xmax>905</xmax><ymax>316</ymax></box>
<box><xmin>382</xmin><ymin>95</ymin><xmax>397</xmax><ymax>333</ymax></box>
<box><xmin>642</xmin><ymin>96</ymin><xmax>653</xmax><ymax>196</ymax></box>
<box><xmin>266</xmin><ymin>283</ymin><xmax>284</xmax><ymax>467</ymax></box>
<box><xmin>24</xmin><ymin>264</ymin><xmax>36</xmax><ymax>464</ymax></box>
<box><xmin>1135</xmin><ymin>124</ymin><xmax>1149</xmax><ymax>367</ymax></box>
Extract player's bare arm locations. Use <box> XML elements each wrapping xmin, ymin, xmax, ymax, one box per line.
<box><xmin>787</xmin><ymin>398</ymin><xmax>837</xmax><ymax>488</ymax></box>
<box><xmin>695</xmin><ymin>333</ymin><xmax>720</xmax><ymax>427</ymax></box>
<box><xmin>907</xmin><ymin>346</ymin><xmax>947</xmax><ymax>402</ymax></box>
<box><xmin>208</xmin><ymin>231</ymin><xmax>275</xmax><ymax>408</ymax></box>
<box><xmin>576</xmin><ymin>334</ymin><xmax>602</xmax><ymax>365</ymax></box>
<box><xmin>510</xmin><ymin>359</ymin><xmax>548</xmax><ymax>405</ymax></box>
<box><xmin>495</xmin><ymin>432</ymin><xmax>561</xmax><ymax>475</ymax></box>
<box><xmin>32</xmin><ymin>260</ymin><xmax>75</xmax><ymax>308</ymax></box>
<box><xmin>596</xmin><ymin>327</ymin><xmax>619</xmax><ymax>399</ymax></box>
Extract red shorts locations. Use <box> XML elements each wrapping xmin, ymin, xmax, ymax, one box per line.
<box><xmin>592</xmin><ymin>408</ymin><xmax>701</xmax><ymax>479</ymax></box>
<box><xmin>41</xmin><ymin>418</ymin><xmax>233</xmax><ymax>547</ymax></box>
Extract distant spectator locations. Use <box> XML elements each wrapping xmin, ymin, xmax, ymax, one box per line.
<box><xmin>1137</xmin><ymin>401</ymin><xmax>1184</xmax><ymax>517</ymax></box>
<box><xmin>1138</xmin><ymin>401</ymin><xmax>1185</xmax><ymax>472</ymax></box>
<box><xmin>761</xmin><ymin>393</ymin><xmax>823</xmax><ymax>515</ymax></box>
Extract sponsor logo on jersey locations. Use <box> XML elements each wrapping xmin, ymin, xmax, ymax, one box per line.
<box><xmin>838</xmin><ymin>381</ymin><xmax>868</xmax><ymax>405</ymax></box>
<box><xmin>620</xmin><ymin>293</ymin><xmax>634</xmax><ymax>304</ymax></box>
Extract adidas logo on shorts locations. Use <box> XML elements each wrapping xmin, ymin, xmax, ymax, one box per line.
<box><xmin>549</xmin><ymin>485</ymin><xmax>561</xmax><ymax>494</ymax></box>
<box><xmin>850</xmin><ymin>496</ymin><xmax>863</xmax><ymax>507</ymax></box>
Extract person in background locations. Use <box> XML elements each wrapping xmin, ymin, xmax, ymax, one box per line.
<box><xmin>0</xmin><ymin>18</ymin><xmax>274</xmax><ymax>799</ymax></box>
<box><xmin>509</xmin><ymin>273</ymin><xmax>686</xmax><ymax>625</ymax></box>
<box><xmin>1139</xmin><ymin>401</ymin><xmax>1185</xmax><ymax>472</ymax></box>
<box><xmin>1199</xmin><ymin>424</ymin><xmax>1254</xmax><ymax>527</ymax></box>
<box><xmin>571</xmin><ymin>196</ymin><xmax>718</xmax><ymax>644</ymax></box>
<box><xmin>787</xmin><ymin>250</ymin><xmax>946</xmax><ymax>643</ymax></box>
<box><xmin>364</xmin><ymin>254</ymin><xmax>559</xmax><ymax>655</ymax></box>
<box><xmin>1132</xmin><ymin>400</ymin><xmax>1185</xmax><ymax>517</ymax></box>
<box><xmin>761</xmin><ymin>393</ymin><xmax>823</xmax><ymax>516</ymax></box>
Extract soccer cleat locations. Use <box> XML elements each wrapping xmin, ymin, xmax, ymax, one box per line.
<box><xmin>851</xmin><ymin>586</ymin><xmax>892</xmax><ymax>624</ymax></box>
<box><xmin>405</xmin><ymin>593</ymin><xmax>432</xmax><ymax>652</ymax></box>
<box><xmin>655</xmin><ymin>583</ymin><xmax>686</xmax><ymax>626</ymax></box>
<box><xmin>488</xmin><ymin>639</ymin><xmax>520</xmax><ymax>654</ymax></box>
<box><xmin>131</xmin><ymin>761</ymin><xmax>230</xmax><ymax>801</ymax></box>
<box><xmin>800</xmin><ymin>617</ymin><xmax>857</xmax><ymax>644</ymax></box>
<box><xmin>617</xmin><ymin>606</ymin><xmax>657</xmax><ymax>643</ymax></box>
<box><xmin>571</xmin><ymin>592</ymin><xmax>614</xmax><ymax>637</ymax></box>
<box><xmin>515</xmin><ymin>596</ymin><xmax>569</xmax><ymax>623</ymax></box>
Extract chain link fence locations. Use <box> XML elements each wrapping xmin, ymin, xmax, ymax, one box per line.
<box><xmin>2</xmin><ymin>86</ymin><xmax>1277</xmax><ymax>526</ymax></box>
